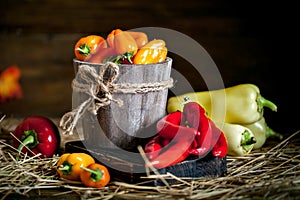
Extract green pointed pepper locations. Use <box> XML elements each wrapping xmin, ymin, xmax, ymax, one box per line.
<box><xmin>167</xmin><ymin>83</ymin><xmax>277</xmax><ymax>124</ymax></box>
<box><xmin>243</xmin><ymin>117</ymin><xmax>283</xmax><ymax>149</ymax></box>
<box><xmin>215</xmin><ymin>122</ymin><xmax>256</xmax><ymax>156</ymax></box>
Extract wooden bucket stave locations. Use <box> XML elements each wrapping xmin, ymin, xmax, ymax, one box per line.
<box><xmin>73</xmin><ymin>58</ymin><xmax>173</xmax><ymax>150</ymax></box>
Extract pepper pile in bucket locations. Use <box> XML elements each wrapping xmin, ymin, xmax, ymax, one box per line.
<box><xmin>167</xmin><ymin>83</ymin><xmax>282</xmax><ymax>157</ymax></box>
<box><xmin>73</xmin><ymin>28</ymin><xmax>167</xmax><ymax>65</ymax></box>
<box><xmin>59</xmin><ymin>28</ymin><xmax>173</xmax><ymax>150</ymax></box>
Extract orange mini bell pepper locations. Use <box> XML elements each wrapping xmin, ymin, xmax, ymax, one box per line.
<box><xmin>133</xmin><ymin>39</ymin><xmax>167</xmax><ymax>64</ymax></box>
<box><xmin>74</xmin><ymin>35</ymin><xmax>106</xmax><ymax>61</ymax></box>
<box><xmin>127</xmin><ymin>31</ymin><xmax>148</xmax><ymax>48</ymax></box>
<box><xmin>87</xmin><ymin>47</ymin><xmax>117</xmax><ymax>64</ymax></box>
<box><xmin>0</xmin><ymin>65</ymin><xmax>22</xmax><ymax>102</ymax></box>
<box><xmin>56</xmin><ymin>153</ymin><xmax>95</xmax><ymax>181</ymax></box>
<box><xmin>107</xmin><ymin>29</ymin><xmax>138</xmax><ymax>56</ymax></box>
<box><xmin>80</xmin><ymin>163</ymin><xmax>110</xmax><ymax>188</ymax></box>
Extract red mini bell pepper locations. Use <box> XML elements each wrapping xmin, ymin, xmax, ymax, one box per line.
<box><xmin>13</xmin><ymin>116</ymin><xmax>60</xmax><ymax>158</ymax></box>
<box><xmin>183</xmin><ymin>102</ymin><xmax>213</xmax><ymax>157</ymax></box>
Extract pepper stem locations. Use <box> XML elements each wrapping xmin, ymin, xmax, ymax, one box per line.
<box><xmin>257</xmin><ymin>95</ymin><xmax>277</xmax><ymax>113</ymax></box>
<box><xmin>81</xmin><ymin>166</ymin><xmax>103</xmax><ymax>182</ymax></box>
<box><xmin>111</xmin><ymin>52</ymin><xmax>134</xmax><ymax>64</ymax></box>
<box><xmin>266</xmin><ymin>126</ymin><xmax>283</xmax><ymax>140</ymax></box>
<box><xmin>241</xmin><ymin>131</ymin><xmax>256</xmax><ymax>152</ymax></box>
<box><xmin>17</xmin><ymin>130</ymin><xmax>39</xmax><ymax>154</ymax></box>
<box><xmin>58</xmin><ymin>161</ymin><xmax>73</xmax><ymax>175</ymax></box>
<box><xmin>76</xmin><ymin>44</ymin><xmax>91</xmax><ymax>56</ymax></box>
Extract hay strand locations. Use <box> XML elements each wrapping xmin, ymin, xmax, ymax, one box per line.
<box><xmin>0</xmin><ymin>119</ymin><xmax>299</xmax><ymax>199</ymax></box>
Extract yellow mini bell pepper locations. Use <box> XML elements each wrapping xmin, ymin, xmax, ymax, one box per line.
<box><xmin>56</xmin><ymin>153</ymin><xmax>95</xmax><ymax>181</ymax></box>
<box><xmin>167</xmin><ymin>83</ymin><xmax>277</xmax><ymax>124</ymax></box>
<box><xmin>133</xmin><ymin>39</ymin><xmax>167</xmax><ymax>64</ymax></box>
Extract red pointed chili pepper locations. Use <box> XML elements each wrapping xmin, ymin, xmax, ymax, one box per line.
<box><xmin>13</xmin><ymin>116</ymin><xmax>60</xmax><ymax>158</ymax></box>
<box><xmin>148</xmin><ymin>110</ymin><xmax>200</xmax><ymax>168</ymax></box>
<box><xmin>209</xmin><ymin>119</ymin><xmax>228</xmax><ymax>158</ymax></box>
<box><xmin>183</xmin><ymin>102</ymin><xmax>212</xmax><ymax>157</ymax></box>
<box><xmin>157</xmin><ymin>111</ymin><xmax>184</xmax><ymax>135</ymax></box>
<box><xmin>156</xmin><ymin>111</ymin><xmax>199</xmax><ymax>139</ymax></box>
<box><xmin>144</xmin><ymin>135</ymin><xmax>164</xmax><ymax>160</ymax></box>
<box><xmin>162</xmin><ymin>138</ymin><xmax>171</xmax><ymax>146</ymax></box>
<box><xmin>148</xmin><ymin>127</ymin><xmax>196</xmax><ymax>169</ymax></box>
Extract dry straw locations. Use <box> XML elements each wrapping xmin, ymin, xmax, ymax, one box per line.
<box><xmin>0</xmin><ymin>117</ymin><xmax>299</xmax><ymax>199</ymax></box>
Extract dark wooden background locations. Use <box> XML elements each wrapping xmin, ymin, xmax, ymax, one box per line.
<box><xmin>0</xmin><ymin>0</ymin><xmax>298</xmax><ymax>134</ymax></box>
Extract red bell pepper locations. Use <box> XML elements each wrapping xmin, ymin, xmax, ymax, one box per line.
<box><xmin>183</xmin><ymin>102</ymin><xmax>213</xmax><ymax>157</ymax></box>
<box><xmin>13</xmin><ymin>116</ymin><xmax>60</xmax><ymax>158</ymax></box>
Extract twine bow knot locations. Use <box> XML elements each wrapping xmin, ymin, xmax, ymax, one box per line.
<box><xmin>59</xmin><ymin>62</ymin><xmax>122</xmax><ymax>134</ymax></box>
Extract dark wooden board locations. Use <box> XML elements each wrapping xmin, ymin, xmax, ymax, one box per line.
<box><xmin>65</xmin><ymin>140</ymin><xmax>227</xmax><ymax>185</ymax></box>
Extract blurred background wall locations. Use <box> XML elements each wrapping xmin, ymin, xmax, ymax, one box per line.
<box><xmin>0</xmin><ymin>0</ymin><xmax>298</xmax><ymax>134</ymax></box>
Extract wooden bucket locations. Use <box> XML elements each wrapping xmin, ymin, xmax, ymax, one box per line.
<box><xmin>73</xmin><ymin>58</ymin><xmax>173</xmax><ymax>150</ymax></box>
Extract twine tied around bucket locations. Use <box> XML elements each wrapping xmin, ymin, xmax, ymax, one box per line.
<box><xmin>59</xmin><ymin>62</ymin><xmax>174</xmax><ymax>135</ymax></box>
